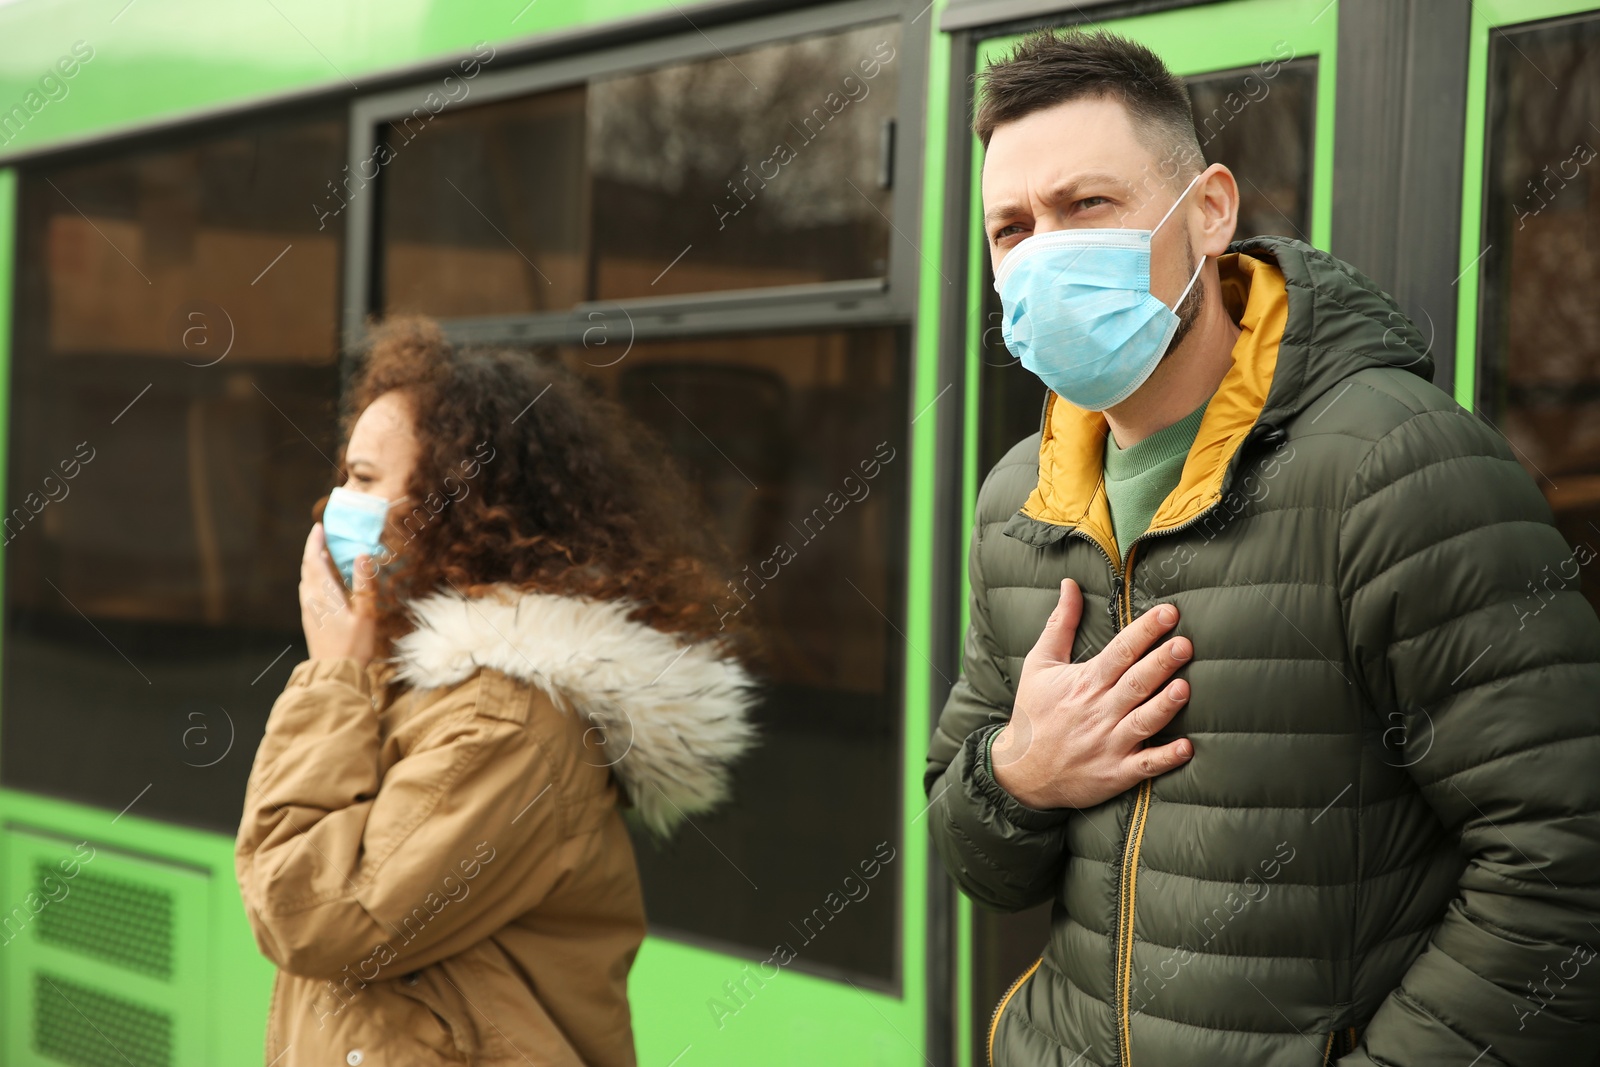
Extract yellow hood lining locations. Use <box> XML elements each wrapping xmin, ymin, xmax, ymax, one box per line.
<box><xmin>1019</xmin><ymin>253</ymin><xmax>1291</xmax><ymax>562</ymax></box>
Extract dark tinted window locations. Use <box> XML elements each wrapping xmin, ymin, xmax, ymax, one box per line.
<box><xmin>380</xmin><ymin>87</ymin><xmax>589</xmax><ymax>316</ymax></box>
<box><xmin>560</xmin><ymin>326</ymin><xmax>907</xmax><ymax>984</ymax></box>
<box><xmin>379</xmin><ymin>22</ymin><xmax>902</xmax><ymax>319</ymax></box>
<box><xmin>1477</xmin><ymin>14</ymin><xmax>1600</xmax><ymax>614</ymax></box>
<box><xmin>3</xmin><ymin>115</ymin><xmax>347</xmax><ymax>831</ymax></box>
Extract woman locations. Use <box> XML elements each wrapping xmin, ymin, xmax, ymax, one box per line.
<box><xmin>234</xmin><ymin>317</ymin><xmax>759</xmax><ymax>1066</ymax></box>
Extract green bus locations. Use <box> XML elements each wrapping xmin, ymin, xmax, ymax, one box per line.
<box><xmin>0</xmin><ymin>0</ymin><xmax>1593</xmax><ymax>1063</ymax></box>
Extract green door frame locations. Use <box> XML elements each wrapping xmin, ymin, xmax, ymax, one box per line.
<box><xmin>943</xmin><ymin>2</ymin><xmax>1339</xmax><ymax>1061</ymax></box>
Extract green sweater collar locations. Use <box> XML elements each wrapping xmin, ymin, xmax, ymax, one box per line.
<box><xmin>1104</xmin><ymin>399</ymin><xmax>1211</xmax><ymax>480</ymax></box>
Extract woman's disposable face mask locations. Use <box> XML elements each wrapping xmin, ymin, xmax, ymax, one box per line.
<box><xmin>993</xmin><ymin>171</ymin><xmax>1208</xmax><ymax>411</ymax></box>
<box><xmin>322</xmin><ymin>486</ymin><xmax>399</xmax><ymax>587</ymax></box>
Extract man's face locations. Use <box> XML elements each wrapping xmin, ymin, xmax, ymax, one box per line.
<box><xmin>982</xmin><ymin>95</ymin><xmax>1203</xmax><ymax>318</ymax></box>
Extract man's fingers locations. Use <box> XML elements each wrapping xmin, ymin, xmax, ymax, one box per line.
<box><xmin>1094</xmin><ymin>602</ymin><xmax>1179</xmax><ymax>687</ymax></box>
<box><xmin>1123</xmin><ymin>737</ymin><xmax>1194</xmax><ymax>782</ymax></box>
<box><xmin>1113</xmin><ymin>636</ymin><xmax>1192</xmax><ymax>711</ymax></box>
<box><xmin>1031</xmin><ymin>579</ymin><xmax>1084</xmax><ymax>667</ymax></box>
<box><xmin>1114</xmin><ymin>679</ymin><xmax>1190</xmax><ymax>746</ymax></box>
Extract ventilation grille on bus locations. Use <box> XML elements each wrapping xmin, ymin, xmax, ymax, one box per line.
<box><xmin>33</xmin><ymin>862</ymin><xmax>174</xmax><ymax>979</ymax></box>
<box><xmin>33</xmin><ymin>972</ymin><xmax>173</xmax><ymax>1067</ymax></box>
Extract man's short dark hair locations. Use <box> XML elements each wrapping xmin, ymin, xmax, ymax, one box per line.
<box><xmin>974</xmin><ymin>29</ymin><xmax>1204</xmax><ymax>185</ymax></box>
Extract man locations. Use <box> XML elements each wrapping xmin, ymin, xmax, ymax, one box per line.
<box><xmin>926</xmin><ymin>28</ymin><xmax>1600</xmax><ymax>1067</ymax></box>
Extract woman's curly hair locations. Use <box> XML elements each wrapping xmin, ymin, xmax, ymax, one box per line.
<box><xmin>321</xmin><ymin>315</ymin><xmax>755</xmax><ymax>664</ymax></box>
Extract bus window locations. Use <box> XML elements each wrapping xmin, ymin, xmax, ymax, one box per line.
<box><xmin>560</xmin><ymin>326</ymin><xmax>908</xmax><ymax>984</ymax></box>
<box><xmin>1187</xmin><ymin>58</ymin><xmax>1317</xmax><ymax>246</ymax></box>
<box><xmin>2</xmin><ymin>114</ymin><xmax>347</xmax><ymax>830</ymax></box>
<box><xmin>379</xmin><ymin>21</ymin><xmax>901</xmax><ymax>320</ymax></box>
<box><xmin>380</xmin><ymin>86</ymin><xmax>589</xmax><ymax>317</ymax></box>
<box><xmin>1477</xmin><ymin>14</ymin><xmax>1600</xmax><ymax>615</ymax></box>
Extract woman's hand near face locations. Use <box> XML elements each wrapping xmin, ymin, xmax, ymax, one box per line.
<box><xmin>299</xmin><ymin>522</ymin><xmax>378</xmax><ymax>664</ymax></box>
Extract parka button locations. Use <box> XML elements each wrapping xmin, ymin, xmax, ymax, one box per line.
<box><xmin>346</xmin><ymin>1051</ymin><xmax>364</xmax><ymax>1066</ymax></box>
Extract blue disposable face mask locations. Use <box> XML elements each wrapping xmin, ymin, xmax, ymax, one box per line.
<box><xmin>321</xmin><ymin>486</ymin><xmax>398</xmax><ymax>587</ymax></box>
<box><xmin>994</xmin><ymin>171</ymin><xmax>1208</xmax><ymax>411</ymax></box>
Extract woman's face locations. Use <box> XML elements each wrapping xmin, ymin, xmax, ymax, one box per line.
<box><xmin>343</xmin><ymin>390</ymin><xmax>419</xmax><ymax>505</ymax></box>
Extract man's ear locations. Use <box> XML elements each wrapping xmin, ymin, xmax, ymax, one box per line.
<box><xmin>1197</xmin><ymin>163</ymin><xmax>1241</xmax><ymax>255</ymax></box>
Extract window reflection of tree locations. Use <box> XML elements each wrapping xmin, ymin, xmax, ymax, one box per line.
<box><xmin>587</xmin><ymin>22</ymin><xmax>900</xmax><ymax>295</ymax></box>
<box><xmin>381</xmin><ymin>88</ymin><xmax>588</xmax><ymax>316</ymax></box>
<box><xmin>381</xmin><ymin>22</ymin><xmax>901</xmax><ymax>313</ymax></box>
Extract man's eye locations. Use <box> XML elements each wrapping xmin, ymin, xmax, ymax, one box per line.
<box><xmin>1078</xmin><ymin>196</ymin><xmax>1111</xmax><ymax>210</ymax></box>
<box><xmin>993</xmin><ymin>223</ymin><xmax>1026</xmax><ymax>241</ymax></box>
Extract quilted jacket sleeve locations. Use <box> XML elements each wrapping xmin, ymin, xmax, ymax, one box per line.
<box><xmin>1338</xmin><ymin>406</ymin><xmax>1600</xmax><ymax>1066</ymax></box>
<box><xmin>925</xmin><ymin>467</ymin><xmax>1071</xmax><ymax>914</ymax></box>
<box><xmin>234</xmin><ymin>658</ymin><xmax>577</xmax><ymax>980</ymax></box>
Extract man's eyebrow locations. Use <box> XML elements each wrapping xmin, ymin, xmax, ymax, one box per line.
<box><xmin>1043</xmin><ymin>171</ymin><xmax>1139</xmax><ymax>203</ymax></box>
<box><xmin>984</xmin><ymin>203</ymin><xmax>1023</xmax><ymax>226</ymax></box>
<box><xmin>983</xmin><ymin>172</ymin><xmax>1139</xmax><ymax>227</ymax></box>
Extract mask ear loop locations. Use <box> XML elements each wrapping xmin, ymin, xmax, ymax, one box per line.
<box><xmin>1152</xmin><ymin>169</ymin><xmax>1210</xmax><ymax>312</ymax></box>
<box><xmin>1151</xmin><ymin>168</ymin><xmax>1208</xmax><ymax>236</ymax></box>
<box><xmin>1172</xmin><ymin>247</ymin><xmax>1208</xmax><ymax>310</ymax></box>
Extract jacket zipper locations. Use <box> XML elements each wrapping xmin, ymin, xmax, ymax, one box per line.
<box><xmin>1080</xmin><ymin>502</ymin><xmax>1225</xmax><ymax>1067</ymax></box>
<box><xmin>1051</xmin><ymin>425</ymin><xmax>1270</xmax><ymax>1066</ymax></box>
<box><xmin>987</xmin><ymin>956</ymin><xmax>1044</xmax><ymax>1066</ymax></box>
<box><xmin>1109</xmin><ymin>539</ymin><xmax>1144</xmax><ymax>1067</ymax></box>
<box><xmin>1059</xmin><ymin>526</ymin><xmax>1145</xmax><ymax>1067</ymax></box>
<box><xmin>982</xmin><ymin>528</ymin><xmax>1125</xmax><ymax>1067</ymax></box>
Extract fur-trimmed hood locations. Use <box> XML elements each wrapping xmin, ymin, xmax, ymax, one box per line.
<box><xmin>386</xmin><ymin>585</ymin><xmax>759</xmax><ymax>836</ymax></box>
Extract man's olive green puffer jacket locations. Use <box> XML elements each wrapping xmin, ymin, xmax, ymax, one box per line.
<box><xmin>926</xmin><ymin>236</ymin><xmax>1600</xmax><ymax>1067</ymax></box>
